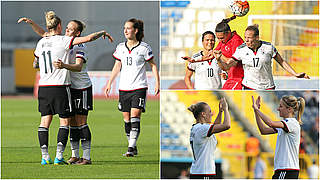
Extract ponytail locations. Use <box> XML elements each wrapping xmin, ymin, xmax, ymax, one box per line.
<box><xmin>215</xmin><ymin>16</ymin><xmax>236</xmax><ymax>33</ymax></box>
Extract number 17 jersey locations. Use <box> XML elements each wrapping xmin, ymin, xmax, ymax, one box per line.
<box><xmin>113</xmin><ymin>41</ymin><xmax>154</xmax><ymax>91</ymax></box>
<box><xmin>34</xmin><ymin>35</ymin><xmax>75</xmax><ymax>86</ymax></box>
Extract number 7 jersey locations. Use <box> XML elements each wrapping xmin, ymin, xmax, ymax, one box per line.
<box><xmin>113</xmin><ymin>41</ymin><xmax>154</xmax><ymax>91</ymax></box>
<box><xmin>34</xmin><ymin>35</ymin><xmax>75</xmax><ymax>86</ymax></box>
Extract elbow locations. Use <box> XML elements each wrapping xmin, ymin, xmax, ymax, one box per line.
<box><xmin>225</xmin><ymin>125</ymin><xmax>231</xmax><ymax>130</ymax></box>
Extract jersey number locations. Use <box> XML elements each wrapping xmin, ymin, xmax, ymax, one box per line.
<box><xmin>253</xmin><ymin>58</ymin><xmax>259</xmax><ymax>67</ymax></box>
<box><xmin>41</xmin><ymin>51</ymin><xmax>53</xmax><ymax>73</ymax></box>
<box><xmin>207</xmin><ymin>68</ymin><xmax>214</xmax><ymax>77</ymax></box>
<box><xmin>138</xmin><ymin>98</ymin><xmax>145</xmax><ymax>107</ymax></box>
<box><xmin>126</xmin><ymin>57</ymin><xmax>132</xmax><ymax>66</ymax></box>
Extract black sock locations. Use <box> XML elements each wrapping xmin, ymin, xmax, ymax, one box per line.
<box><xmin>70</xmin><ymin>126</ymin><xmax>81</xmax><ymax>142</ymax></box>
<box><xmin>57</xmin><ymin>126</ymin><xmax>69</xmax><ymax>147</ymax></box>
<box><xmin>38</xmin><ymin>127</ymin><xmax>49</xmax><ymax>148</ymax></box>
<box><xmin>80</xmin><ymin>124</ymin><xmax>91</xmax><ymax>141</ymax></box>
<box><xmin>124</xmin><ymin>121</ymin><xmax>131</xmax><ymax>141</ymax></box>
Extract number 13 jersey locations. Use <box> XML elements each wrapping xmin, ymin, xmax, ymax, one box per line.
<box><xmin>113</xmin><ymin>41</ymin><xmax>154</xmax><ymax>91</ymax></box>
<box><xmin>232</xmin><ymin>41</ymin><xmax>278</xmax><ymax>90</ymax></box>
<box><xmin>34</xmin><ymin>35</ymin><xmax>75</xmax><ymax>86</ymax></box>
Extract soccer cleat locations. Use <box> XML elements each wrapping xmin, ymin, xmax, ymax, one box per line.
<box><xmin>54</xmin><ymin>158</ymin><xmax>69</xmax><ymax>165</ymax></box>
<box><xmin>75</xmin><ymin>158</ymin><xmax>92</xmax><ymax>165</ymax></box>
<box><xmin>123</xmin><ymin>151</ymin><xmax>134</xmax><ymax>157</ymax></box>
<box><xmin>133</xmin><ymin>146</ymin><xmax>138</xmax><ymax>155</ymax></box>
<box><xmin>67</xmin><ymin>157</ymin><xmax>80</xmax><ymax>164</ymax></box>
<box><xmin>41</xmin><ymin>158</ymin><xmax>53</xmax><ymax>165</ymax></box>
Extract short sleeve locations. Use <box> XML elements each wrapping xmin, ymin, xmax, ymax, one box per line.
<box><xmin>232</xmin><ymin>47</ymin><xmax>242</xmax><ymax>61</ymax></box>
<box><xmin>198</xmin><ymin>124</ymin><xmax>214</xmax><ymax>138</ymax></box>
<box><xmin>113</xmin><ymin>44</ymin><xmax>121</xmax><ymax>61</ymax></box>
<box><xmin>271</xmin><ymin>44</ymin><xmax>278</xmax><ymax>58</ymax></box>
<box><xmin>144</xmin><ymin>44</ymin><xmax>154</xmax><ymax>61</ymax></box>
<box><xmin>281</xmin><ymin>119</ymin><xmax>299</xmax><ymax>134</ymax></box>
<box><xmin>62</xmin><ymin>36</ymin><xmax>75</xmax><ymax>50</ymax></box>
<box><xmin>187</xmin><ymin>62</ymin><xmax>196</xmax><ymax>71</ymax></box>
<box><xmin>34</xmin><ymin>40</ymin><xmax>41</xmax><ymax>58</ymax></box>
<box><xmin>74</xmin><ymin>44</ymin><xmax>87</xmax><ymax>63</ymax></box>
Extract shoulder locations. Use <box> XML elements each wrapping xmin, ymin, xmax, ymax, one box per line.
<box><xmin>261</xmin><ymin>41</ymin><xmax>272</xmax><ymax>46</ymax></box>
<box><xmin>140</xmin><ymin>41</ymin><xmax>152</xmax><ymax>50</ymax></box>
<box><xmin>237</xmin><ymin>42</ymin><xmax>247</xmax><ymax>49</ymax></box>
<box><xmin>117</xmin><ymin>42</ymin><xmax>126</xmax><ymax>48</ymax></box>
<box><xmin>74</xmin><ymin>43</ymin><xmax>86</xmax><ymax>50</ymax></box>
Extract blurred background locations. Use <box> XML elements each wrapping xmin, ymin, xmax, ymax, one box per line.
<box><xmin>1</xmin><ymin>1</ymin><xmax>159</xmax><ymax>98</ymax></box>
<box><xmin>160</xmin><ymin>0</ymin><xmax>319</xmax><ymax>89</ymax></box>
<box><xmin>160</xmin><ymin>90</ymin><xmax>319</xmax><ymax>179</ymax></box>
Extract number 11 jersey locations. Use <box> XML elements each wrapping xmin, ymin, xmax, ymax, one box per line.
<box><xmin>34</xmin><ymin>35</ymin><xmax>75</xmax><ymax>86</ymax></box>
<box><xmin>113</xmin><ymin>41</ymin><xmax>154</xmax><ymax>91</ymax></box>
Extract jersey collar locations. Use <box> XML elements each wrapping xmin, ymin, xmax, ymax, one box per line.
<box><xmin>125</xmin><ymin>41</ymin><xmax>141</xmax><ymax>54</ymax></box>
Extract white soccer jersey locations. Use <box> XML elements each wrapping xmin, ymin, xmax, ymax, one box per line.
<box><xmin>69</xmin><ymin>43</ymin><xmax>92</xmax><ymax>89</ymax></box>
<box><xmin>113</xmin><ymin>41</ymin><xmax>153</xmax><ymax>91</ymax></box>
<box><xmin>190</xmin><ymin>123</ymin><xmax>217</xmax><ymax>175</ymax></box>
<box><xmin>34</xmin><ymin>35</ymin><xmax>75</xmax><ymax>86</ymax></box>
<box><xmin>232</xmin><ymin>41</ymin><xmax>278</xmax><ymax>90</ymax></box>
<box><xmin>188</xmin><ymin>51</ymin><xmax>222</xmax><ymax>90</ymax></box>
<box><xmin>274</xmin><ymin>118</ymin><xmax>300</xmax><ymax>171</ymax></box>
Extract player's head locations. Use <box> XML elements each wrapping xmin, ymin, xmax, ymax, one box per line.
<box><xmin>215</xmin><ymin>16</ymin><xmax>236</xmax><ymax>43</ymax></box>
<box><xmin>278</xmin><ymin>95</ymin><xmax>305</xmax><ymax>124</ymax></box>
<box><xmin>65</xmin><ymin>20</ymin><xmax>86</xmax><ymax>37</ymax></box>
<box><xmin>244</xmin><ymin>24</ymin><xmax>260</xmax><ymax>49</ymax></box>
<box><xmin>201</xmin><ymin>31</ymin><xmax>215</xmax><ymax>51</ymax></box>
<box><xmin>124</xmin><ymin>18</ymin><xmax>144</xmax><ymax>41</ymax></box>
<box><xmin>188</xmin><ymin>102</ymin><xmax>213</xmax><ymax>123</ymax></box>
<box><xmin>45</xmin><ymin>11</ymin><xmax>62</xmax><ymax>33</ymax></box>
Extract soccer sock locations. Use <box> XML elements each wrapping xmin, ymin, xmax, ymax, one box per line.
<box><xmin>124</xmin><ymin>121</ymin><xmax>131</xmax><ymax>142</ymax></box>
<box><xmin>56</xmin><ymin>126</ymin><xmax>69</xmax><ymax>160</ymax></box>
<box><xmin>70</xmin><ymin>126</ymin><xmax>81</xmax><ymax>158</ymax></box>
<box><xmin>38</xmin><ymin>127</ymin><xmax>50</xmax><ymax>160</ymax></box>
<box><xmin>128</xmin><ymin>117</ymin><xmax>140</xmax><ymax>151</ymax></box>
<box><xmin>80</xmin><ymin>124</ymin><xmax>91</xmax><ymax>160</ymax></box>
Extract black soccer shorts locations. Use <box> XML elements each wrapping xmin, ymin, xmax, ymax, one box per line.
<box><xmin>118</xmin><ymin>88</ymin><xmax>147</xmax><ymax>112</ymax></box>
<box><xmin>272</xmin><ymin>169</ymin><xmax>299</xmax><ymax>179</ymax></box>
<box><xmin>70</xmin><ymin>86</ymin><xmax>93</xmax><ymax>116</ymax></box>
<box><xmin>38</xmin><ymin>86</ymin><xmax>73</xmax><ymax>118</ymax></box>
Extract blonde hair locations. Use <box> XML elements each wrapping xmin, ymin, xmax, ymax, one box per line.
<box><xmin>45</xmin><ymin>11</ymin><xmax>61</xmax><ymax>30</ymax></box>
<box><xmin>187</xmin><ymin>102</ymin><xmax>208</xmax><ymax>121</ymax></box>
<box><xmin>281</xmin><ymin>95</ymin><xmax>305</xmax><ymax>124</ymax></box>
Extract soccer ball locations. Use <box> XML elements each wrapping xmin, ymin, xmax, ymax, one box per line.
<box><xmin>229</xmin><ymin>0</ymin><xmax>250</xmax><ymax>17</ymax></box>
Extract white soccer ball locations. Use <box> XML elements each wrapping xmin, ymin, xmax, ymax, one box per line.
<box><xmin>229</xmin><ymin>0</ymin><xmax>250</xmax><ymax>17</ymax></box>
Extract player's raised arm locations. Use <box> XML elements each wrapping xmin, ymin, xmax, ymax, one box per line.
<box><xmin>212</xmin><ymin>97</ymin><xmax>231</xmax><ymax>133</ymax></box>
<box><xmin>252</xmin><ymin>96</ymin><xmax>277</xmax><ymax>135</ymax></box>
<box><xmin>72</xmin><ymin>30</ymin><xmax>114</xmax><ymax>45</ymax></box>
<box><xmin>17</xmin><ymin>17</ymin><xmax>47</xmax><ymax>37</ymax></box>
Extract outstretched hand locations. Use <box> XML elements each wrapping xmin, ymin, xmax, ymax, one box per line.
<box><xmin>104</xmin><ymin>32</ymin><xmax>114</xmax><ymax>43</ymax></box>
<box><xmin>296</xmin><ymin>72</ymin><xmax>310</xmax><ymax>79</ymax></box>
<box><xmin>219</xmin><ymin>97</ymin><xmax>228</xmax><ymax>111</ymax></box>
<box><xmin>252</xmin><ymin>96</ymin><xmax>261</xmax><ymax>110</ymax></box>
<box><xmin>181</xmin><ymin>56</ymin><xmax>196</xmax><ymax>63</ymax></box>
<box><xmin>17</xmin><ymin>17</ymin><xmax>32</xmax><ymax>24</ymax></box>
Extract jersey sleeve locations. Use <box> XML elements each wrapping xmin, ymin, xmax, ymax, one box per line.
<box><xmin>198</xmin><ymin>124</ymin><xmax>214</xmax><ymax>138</ymax></box>
<box><xmin>62</xmin><ymin>36</ymin><xmax>75</xmax><ymax>50</ymax></box>
<box><xmin>187</xmin><ymin>62</ymin><xmax>196</xmax><ymax>71</ymax></box>
<box><xmin>144</xmin><ymin>44</ymin><xmax>154</xmax><ymax>61</ymax></box>
<box><xmin>215</xmin><ymin>42</ymin><xmax>222</xmax><ymax>50</ymax></box>
<box><xmin>232</xmin><ymin>47</ymin><xmax>242</xmax><ymax>61</ymax></box>
<box><xmin>281</xmin><ymin>119</ymin><xmax>299</xmax><ymax>134</ymax></box>
<box><xmin>271</xmin><ymin>44</ymin><xmax>278</xmax><ymax>58</ymax></box>
<box><xmin>74</xmin><ymin>44</ymin><xmax>87</xmax><ymax>63</ymax></box>
<box><xmin>34</xmin><ymin>40</ymin><xmax>42</xmax><ymax>58</ymax></box>
<box><xmin>113</xmin><ymin>44</ymin><xmax>121</xmax><ymax>61</ymax></box>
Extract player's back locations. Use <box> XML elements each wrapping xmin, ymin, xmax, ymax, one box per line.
<box><xmin>35</xmin><ymin>35</ymin><xmax>74</xmax><ymax>86</ymax></box>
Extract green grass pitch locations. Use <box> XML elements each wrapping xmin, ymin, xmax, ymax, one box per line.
<box><xmin>1</xmin><ymin>97</ymin><xmax>159</xmax><ymax>179</ymax></box>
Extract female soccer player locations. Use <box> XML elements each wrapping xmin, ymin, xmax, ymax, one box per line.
<box><xmin>252</xmin><ymin>95</ymin><xmax>305</xmax><ymax>179</ymax></box>
<box><xmin>105</xmin><ymin>18</ymin><xmax>160</xmax><ymax>157</ymax></box>
<box><xmin>214</xmin><ymin>16</ymin><xmax>244</xmax><ymax>90</ymax></box>
<box><xmin>188</xmin><ymin>98</ymin><xmax>231</xmax><ymax>179</ymax></box>
<box><xmin>18</xmin><ymin>17</ymin><xmax>104</xmax><ymax>165</ymax></box>
<box><xmin>23</xmin><ymin>11</ymin><xmax>112</xmax><ymax>165</ymax></box>
<box><xmin>217</xmin><ymin>24</ymin><xmax>309</xmax><ymax>90</ymax></box>
<box><xmin>183</xmin><ymin>31</ymin><xmax>222</xmax><ymax>90</ymax></box>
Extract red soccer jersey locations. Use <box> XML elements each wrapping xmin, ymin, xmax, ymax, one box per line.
<box><xmin>215</xmin><ymin>31</ymin><xmax>244</xmax><ymax>90</ymax></box>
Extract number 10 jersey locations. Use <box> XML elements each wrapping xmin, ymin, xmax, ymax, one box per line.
<box><xmin>34</xmin><ymin>35</ymin><xmax>75</xmax><ymax>86</ymax></box>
